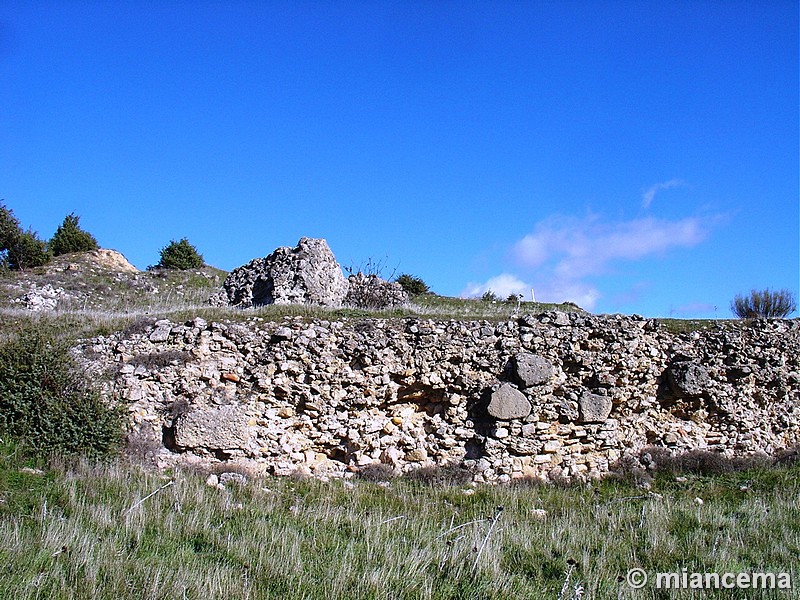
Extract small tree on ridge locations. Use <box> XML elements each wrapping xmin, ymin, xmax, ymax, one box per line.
<box><xmin>157</xmin><ymin>238</ymin><xmax>204</xmax><ymax>270</ymax></box>
<box><xmin>49</xmin><ymin>213</ymin><xmax>99</xmax><ymax>256</ymax></box>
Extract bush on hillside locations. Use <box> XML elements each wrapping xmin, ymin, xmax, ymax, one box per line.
<box><xmin>157</xmin><ymin>238</ymin><xmax>204</xmax><ymax>270</ymax></box>
<box><xmin>0</xmin><ymin>202</ymin><xmax>21</xmax><ymax>254</ymax></box>
<box><xmin>0</xmin><ymin>203</ymin><xmax>51</xmax><ymax>271</ymax></box>
<box><xmin>395</xmin><ymin>273</ymin><xmax>430</xmax><ymax>296</ymax></box>
<box><xmin>7</xmin><ymin>229</ymin><xmax>51</xmax><ymax>271</ymax></box>
<box><xmin>731</xmin><ymin>288</ymin><xmax>797</xmax><ymax>319</ymax></box>
<box><xmin>49</xmin><ymin>212</ymin><xmax>99</xmax><ymax>256</ymax></box>
<box><xmin>0</xmin><ymin>327</ymin><xmax>123</xmax><ymax>457</ymax></box>
<box><xmin>481</xmin><ymin>290</ymin><xmax>499</xmax><ymax>302</ymax></box>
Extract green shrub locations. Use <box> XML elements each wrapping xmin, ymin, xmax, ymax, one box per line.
<box><xmin>0</xmin><ymin>202</ymin><xmax>21</xmax><ymax>256</ymax></box>
<box><xmin>0</xmin><ymin>326</ymin><xmax>123</xmax><ymax>458</ymax></box>
<box><xmin>481</xmin><ymin>290</ymin><xmax>499</xmax><ymax>302</ymax></box>
<box><xmin>395</xmin><ymin>273</ymin><xmax>430</xmax><ymax>296</ymax></box>
<box><xmin>157</xmin><ymin>238</ymin><xmax>204</xmax><ymax>270</ymax></box>
<box><xmin>49</xmin><ymin>212</ymin><xmax>99</xmax><ymax>256</ymax></box>
<box><xmin>0</xmin><ymin>203</ymin><xmax>51</xmax><ymax>270</ymax></box>
<box><xmin>731</xmin><ymin>288</ymin><xmax>797</xmax><ymax>319</ymax></box>
<box><xmin>7</xmin><ymin>229</ymin><xmax>51</xmax><ymax>270</ymax></box>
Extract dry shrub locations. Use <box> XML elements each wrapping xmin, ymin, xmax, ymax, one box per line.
<box><xmin>405</xmin><ymin>464</ymin><xmax>473</xmax><ymax>486</ymax></box>
<box><xmin>357</xmin><ymin>463</ymin><xmax>396</xmax><ymax>482</ymax></box>
<box><xmin>128</xmin><ymin>350</ymin><xmax>192</xmax><ymax>370</ymax></box>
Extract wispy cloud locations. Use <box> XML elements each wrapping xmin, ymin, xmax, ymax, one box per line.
<box><xmin>463</xmin><ymin>211</ymin><xmax>720</xmax><ymax>311</ymax></box>
<box><xmin>513</xmin><ymin>214</ymin><xmax>711</xmax><ymax>280</ymax></box>
<box><xmin>641</xmin><ymin>179</ymin><xmax>686</xmax><ymax>208</ymax></box>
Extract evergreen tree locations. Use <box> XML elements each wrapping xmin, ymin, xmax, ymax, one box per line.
<box><xmin>8</xmin><ymin>229</ymin><xmax>51</xmax><ymax>270</ymax></box>
<box><xmin>0</xmin><ymin>203</ymin><xmax>50</xmax><ymax>270</ymax></box>
<box><xmin>49</xmin><ymin>213</ymin><xmax>99</xmax><ymax>256</ymax></box>
<box><xmin>157</xmin><ymin>238</ymin><xmax>204</xmax><ymax>270</ymax></box>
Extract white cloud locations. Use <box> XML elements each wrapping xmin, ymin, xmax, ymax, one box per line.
<box><xmin>641</xmin><ymin>179</ymin><xmax>686</xmax><ymax>208</ymax></box>
<box><xmin>513</xmin><ymin>214</ymin><xmax>710</xmax><ymax>280</ymax></box>
<box><xmin>535</xmin><ymin>280</ymin><xmax>602</xmax><ymax>310</ymax></box>
<box><xmin>461</xmin><ymin>273</ymin><xmax>601</xmax><ymax>310</ymax></box>
<box><xmin>465</xmin><ymin>210</ymin><xmax>721</xmax><ymax>314</ymax></box>
<box><xmin>462</xmin><ymin>273</ymin><xmax>532</xmax><ymax>299</ymax></box>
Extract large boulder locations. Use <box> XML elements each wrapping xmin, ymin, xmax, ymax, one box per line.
<box><xmin>512</xmin><ymin>353</ymin><xmax>556</xmax><ymax>388</ymax></box>
<box><xmin>666</xmin><ymin>360</ymin><xmax>710</xmax><ymax>398</ymax></box>
<box><xmin>578</xmin><ymin>391</ymin><xmax>613</xmax><ymax>423</ymax></box>
<box><xmin>218</xmin><ymin>238</ymin><xmax>349</xmax><ymax>308</ymax></box>
<box><xmin>487</xmin><ymin>383</ymin><xmax>532</xmax><ymax>420</ymax></box>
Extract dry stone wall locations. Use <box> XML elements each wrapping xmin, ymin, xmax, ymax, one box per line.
<box><xmin>76</xmin><ymin>313</ymin><xmax>800</xmax><ymax>482</ymax></box>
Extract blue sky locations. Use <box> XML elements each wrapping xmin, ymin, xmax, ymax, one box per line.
<box><xmin>1</xmin><ymin>0</ymin><xmax>797</xmax><ymax>317</ymax></box>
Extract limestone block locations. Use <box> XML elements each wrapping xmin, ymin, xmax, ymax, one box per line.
<box><xmin>667</xmin><ymin>361</ymin><xmax>710</xmax><ymax>398</ymax></box>
<box><xmin>174</xmin><ymin>405</ymin><xmax>250</xmax><ymax>450</ymax></box>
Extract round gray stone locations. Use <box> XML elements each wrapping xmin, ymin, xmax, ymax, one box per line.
<box><xmin>487</xmin><ymin>383</ymin><xmax>532</xmax><ymax>420</ymax></box>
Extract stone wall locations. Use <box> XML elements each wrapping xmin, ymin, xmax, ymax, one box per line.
<box><xmin>76</xmin><ymin>313</ymin><xmax>800</xmax><ymax>482</ymax></box>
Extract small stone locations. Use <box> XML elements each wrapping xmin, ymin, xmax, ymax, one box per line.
<box><xmin>543</xmin><ymin>440</ymin><xmax>561</xmax><ymax>453</ymax></box>
<box><xmin>19</xmin><ymin>467</ymin><xmax>45</xmax><ymax>476</ymax></box>
<box><xmin>149</xmin><ymin>325</ymin><xmax>171</xmax><ymax>342</ymax></box>
<box><xmin>404</xmin><ymin>448</ymin><xmax>428</xmax><ymax>462</ymax></box>
<box><xmin>530</xmin><ymin>508</ymin><xmax>548</xmax><ymax>520</ymax></box>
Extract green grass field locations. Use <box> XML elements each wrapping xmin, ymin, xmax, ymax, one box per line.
<box><xmin>1</xmin><ymin>442</ymin><xmax>798</xmax><ymax>599</ymax></box>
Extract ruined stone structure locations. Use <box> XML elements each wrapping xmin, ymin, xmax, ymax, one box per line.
<box><xmin>210</xmin><ymin>237</ymin><xmax>408</xmax><ymax>310</ymax></box>
<box><xmin>76</xmin><ymin>313</ymin><xmax>800</xmax><ymax>482</ymax></box>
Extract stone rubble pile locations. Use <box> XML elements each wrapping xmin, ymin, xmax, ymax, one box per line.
<box><xmin>344</xmin><ymin>273</ymin><xmax>408</xmax><ymax>309</ymax></box>
<box><xmin>76</xmin><ymin>312</ymin><xmax>800</xmax><ymax>483</ymax></box>
<box><xmin>15</xmin><ymin>283</ymin><xmax>69</xmax><ymax>311</ymax></box>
